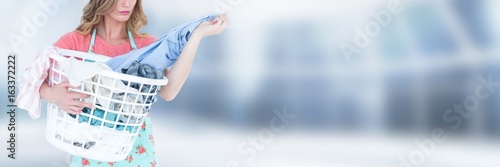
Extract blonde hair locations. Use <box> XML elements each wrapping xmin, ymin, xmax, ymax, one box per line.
<box><xmin>75</xmin><ymin>0</ymin><xmax>148</xmax><ymax>37</ymax></box>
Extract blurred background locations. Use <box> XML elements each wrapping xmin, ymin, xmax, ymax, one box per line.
<box><xmin>1</xmin><ymin>0</ymin><xmax>500</xmax><ymax>166</ymax></box>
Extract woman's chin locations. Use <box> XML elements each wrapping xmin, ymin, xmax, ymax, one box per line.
<box><xmin>118</xmin><ymin>17</ymin><xmax>131</xmax><ymax>22</ymax></box>
<box><xmin>110</xmin><ymin>15</ymin><xmax>131</xmax><ymax>22</ymax></box>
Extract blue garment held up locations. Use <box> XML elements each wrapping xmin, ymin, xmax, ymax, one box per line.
<box><xmin>105</xmin><ymin>14</ymin><xmax>219</xmax><ymax>71</ymax></box>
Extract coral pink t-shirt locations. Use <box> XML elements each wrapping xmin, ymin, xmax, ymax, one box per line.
<box><xmin>53</xmin><ymin>31</ymin><xmax>157</xmax><ymax>57</ymax></box>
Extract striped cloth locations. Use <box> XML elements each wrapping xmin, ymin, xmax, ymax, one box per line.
<box><xmin>15</xmin><ymin>46</ymin><xmax>59</xmax><ymax>119</ymax></box>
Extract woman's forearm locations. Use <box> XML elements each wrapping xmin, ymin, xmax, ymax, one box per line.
<box><xmin>158</xmin><ymin>32</ymin><xmax>203</xmax><ymax>101</ymax></box>
<box><xmin>40</xmin><ymin>79</ymin><xmax>52</xmax><ymax>100</ymax></box>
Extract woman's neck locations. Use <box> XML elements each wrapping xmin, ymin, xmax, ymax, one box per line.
<box><xmin>96</xmin><ymin>17</ymin><xmax>128</xmax><ymax>45</ymax></box>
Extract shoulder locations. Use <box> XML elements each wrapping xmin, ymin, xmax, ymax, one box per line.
<box><xmin>62</xmin><ymin>31</ymin><xmax>86</xmax><ymax>38</ymax></box>
<box><xmin>53</xmin><ymin>31</ymin><xmax>90</xmax><ymax>51</ymax></box>
<box><xmin>135</xmin><ymin>34</ymin><xmax>157</xmax><ymax>48</ymax></box>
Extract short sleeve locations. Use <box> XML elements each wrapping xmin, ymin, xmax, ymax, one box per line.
<box><xmin>53</xmin><ymin>31</ymin><xmax>76</xmax><ymax>50</ymax></box>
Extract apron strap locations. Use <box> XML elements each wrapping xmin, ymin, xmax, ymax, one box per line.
<box><xmin>88</xmin><ymin>29</ymin><xmax>97</xmax><ymax>54</ymax></box>
<box><xmin>88</xmin><ymin>29</ymin><xmax>137</xmax><ymax>54</ymax></box>
<box><xmin>128</xmin><ymin>31</ymin><xmax>138</xmax><ymax>50</ymax></box>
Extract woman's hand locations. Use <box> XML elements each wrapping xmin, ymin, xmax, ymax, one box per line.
<box><xmin>194</xmin><ymin>14</ymin><xmax>229</xmax><ymax>38</ymax></box>
<box><xmin>40</xmin><ymin>81</ymin><xmax>95</xmax><ymax>114</ymax></box>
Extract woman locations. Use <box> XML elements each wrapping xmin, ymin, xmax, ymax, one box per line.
<box><xmin>40</xmin><ymin>0</ymin><xmax>228</xmax><ymax>166</ymax></box>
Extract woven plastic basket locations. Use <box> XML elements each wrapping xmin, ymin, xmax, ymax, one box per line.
<box><xmin>45</xmin><ymin>49</ymin><xmax>168</xmax><ymax>162</ymax></box>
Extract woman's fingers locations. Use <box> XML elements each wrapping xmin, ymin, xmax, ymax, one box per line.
<box><xmin>196</xmin><ymin>14</ymin><xmax>228</xmax><ymax>37</ymax></box>
<box><xmin>66</xmin><ymin>106</ymin><xmax>83</xmax><ymax>114</ymax></box>
<box><xmin>222</xmin><ymin>14</ymin><xmax>229</xmax><ymax>22</ymax></box>
<box><xmin>213</xmin><ymin>18</ymin><xmax>222</xmax><ymax>26</ymax></box>
<box><xmin>220</xmin><ymin>17</ymin><xmax>228</xmax><ymax>31</ymax></box>
<box><xmin>59</xmin><ymin>82</ymin><xmax>82</xmax><ymax>93</ymax></box>
<box><xmin>220</xmin><ymin>14</ymin><xmax>228</xmax><ymax>23</ymax></box>
<box><xmin>217</xmin><ymin>14</ymin><xmax>228</xmax><ymax>32</ymax></box>
<box><xmin>60</xmin><ymin>106</ymin><xmax>79</xmax><ymax>115</ymax></box>
<box><xmin>69</xmin><ymin>91</ymin><xmax>91</xmax><ymax>99</ymax></box>
<box><xmin>210</xmin><ymin>17</ymin><xmax>221</xmax><ymax>24</ymax></box>
<box><xmin>73</xmin><ymin>100</ymin><xmax>95</xmax><ymax>110</ymax></box>
<box><xmin>69</xmin><ymin>91</ymin><xmax>94</xmax><ymax>109</ymax></box>
<box><xmin>59</xmin><ymin>82</ymin><xmax>79</xmax><ymax>90</ymax></box>
<box><xmin>67</xmin><ymin>89</ymin><xmax>94</xmax><ymax>112</ymax></box>
<box><xmin>63</xmin><ymin>100</ymin><xmax>92</xmax><ymax>115</ymax></box>
<box><xmin>217</xmin><ymin>18</ymin><xmax>224</xmax><ymax>28</ymax></box>
<box><xmin>219</xmin><ymin>13</ymin><xmax>227</xmax><ymax>19</ymax></box>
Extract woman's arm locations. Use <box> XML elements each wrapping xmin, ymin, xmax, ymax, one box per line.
<box><xmin>157</xmin><ymin>33</ymin><xmax>201</xmax><ymax>101</ymax></box>
<box><xmin>158</xmin><ymin>14</ymin><xmax>228</xmax><ymax>101</ymax></box>
<box><xmin>40</xmin><ymin>32</ymin><xmax>95</xmax><ymax>114</ymax></box>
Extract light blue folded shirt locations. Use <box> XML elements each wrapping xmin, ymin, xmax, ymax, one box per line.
<box><xmin>105</xmin><ymin>14</ymin><xmax>219</xmax><ymax>72</ymax></box>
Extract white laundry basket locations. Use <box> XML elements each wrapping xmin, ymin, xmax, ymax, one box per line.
<box><xmin>45</xmin><ymin>48</ymin><xmax>168</xmax><ymax>162</ymax></box>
